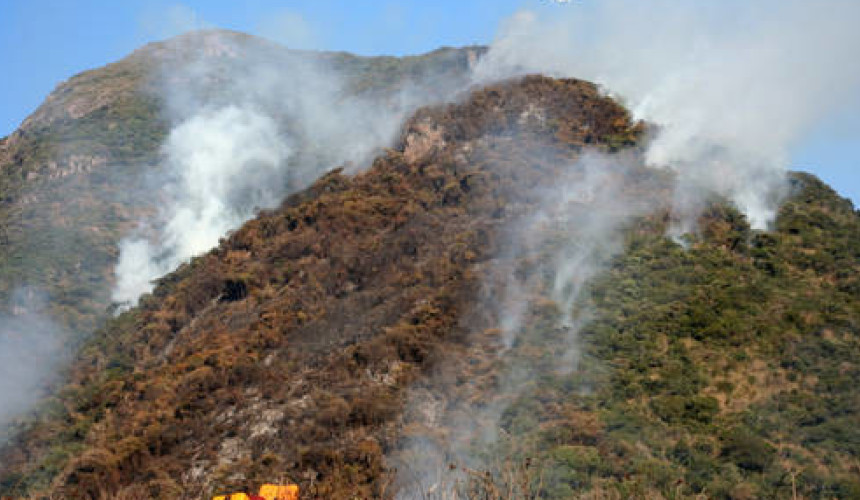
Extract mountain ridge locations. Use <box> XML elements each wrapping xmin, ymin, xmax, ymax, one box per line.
<box><xmin>0</xmin><ymin>30</ymin><xmax>483</xmax><ymax>334</ymax></box>
<box><xmin>0</xmin><ymin>31</ymin><xmax>858</xmax><ymax>500</ymax></box>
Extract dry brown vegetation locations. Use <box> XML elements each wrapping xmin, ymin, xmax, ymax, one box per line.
<box><xmin>2</xmin><ymin>65</ymin><xmax>858</xmax><ymax>500</ymax></box>
<box><xmin>0</xmin><ymin>76</ymin><xmax>643</xmax><ymax>498</ymax></box>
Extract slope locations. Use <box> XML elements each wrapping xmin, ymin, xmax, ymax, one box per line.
<box><xmin>0</xmin><ymin>29</ymin><xmax>483</xmax><ymax>335</ymax></box>
<box><xmin>0</xmin><ymin>75</ymin><xmax>641</xmax><ymax>498</ymax></box>
<box><xmin>1</xmin><ymin>70</ymin><xmax>858</xmax><ymax>500</ymax></box>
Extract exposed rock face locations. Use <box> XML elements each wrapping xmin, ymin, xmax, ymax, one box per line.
<box><xmin>25</xmin><ymin>155</ymin><xmax>107</xmax><ymax>182</ymax></box>
<box><xmin>401</xmin><ymin>119</ymin><xmax>446</xmax><ymax>164</ymax></box>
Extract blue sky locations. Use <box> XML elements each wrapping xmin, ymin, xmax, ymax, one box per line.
<box><xmin>1</xmin><ymin>0</ymin><xmax>857</xmax><ymax>204</ymax></box>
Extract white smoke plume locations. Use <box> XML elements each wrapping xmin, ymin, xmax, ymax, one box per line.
<box><xmin>396</xmin><ymin>2</ymin><xmax>860</xmax><ymax>492</ymax></box>
<box><xmin>0</xmin><ymin>288</ymin><xmax>64</xmax><ymax>435</ymax></box>
<box><xmin>112</xmin><ymin>105</ymin><xmax>289</xmax><ymax>304</ymax></box>
<box><xmin>113</xmin><ymin>28</ymin><xmax>474</xmax><ymax>305</ymax></box>
<box><xmin>256</xmin><ymin>10</ymin><xmax>319</xmax><ymax>51</ymax></box>
<box><xmin>139</xmin><ymin>3</ymin><xmax>210</xmax><ymax>41</ymax></box>
<box><xmin>474</xmin><ymin>0</ymin><xmax>860</xmax><ymax>232</ymax></box>
<box><xmin>394</xmin><ymin>154</ymin><xmax>659</xmax><ymax>497</ymax></box>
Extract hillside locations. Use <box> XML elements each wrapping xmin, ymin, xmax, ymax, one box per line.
<box><xmin>0</xmin><ymin>67</ymin><xmax>857</xmax><ymax>500</ymax></box>
<box><xmin>0</xmin><ymin>29</ymin><xmax>483</xmax><ymax>335</ymax></box>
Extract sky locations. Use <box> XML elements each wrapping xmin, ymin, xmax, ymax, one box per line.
<box><xmin>1</xmin><ymin>0</ymin><xmax>857</xmax><ymax>205</ymax></box>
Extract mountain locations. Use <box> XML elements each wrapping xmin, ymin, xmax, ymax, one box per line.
<box><xmin>0</xmin><ymin>29</ymin><xmax>483</xmax><ymax>335</ymax></box>
<box><xmin>1</xmin><ymin>33</ymin><xmax>859</xmax><ymax>500</ymax></box>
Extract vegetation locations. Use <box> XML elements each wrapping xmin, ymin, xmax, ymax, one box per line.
<box><xmin>0</xmin><ymin>75</ymin><xmax>644</xmax><ymax>498</ymax></box>
<box><xmin>457</xmin><ymin>173</ymin><xmax>860</xmax><ymax>498</ymax></box>
<box><xmin>0</xmin><ymin>30</ymin><xmax>480</xmax><ymax>334</ymax></box>
<box><xmin>0</xmin><ymin>32</ymin><xmax>857</xmax><ymax>499</ymax></box>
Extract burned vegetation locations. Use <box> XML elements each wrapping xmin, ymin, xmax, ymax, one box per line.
<box><xmin>0</xmin><ymin>74</ymin><xmax>858</xmax><ymax>500</ymax></box>
<box><xmin>0</xmin><ymin>76</ymin><xmax>643</xmax><ymax>498</ymax></box>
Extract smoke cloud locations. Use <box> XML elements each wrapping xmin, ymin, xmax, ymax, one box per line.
<box><xmin>256</xmin><ymin>10</ymin><xmax>320</xmax><ymax>51</ymax></box>
<box><xmin>112</xmin><ymin>105</ymin><xmax>290</xmax><ymax>304</ymax></box>
<box><xmin>139</xmin><ymin>3</ymin><xmax>209</xmax><ymax>41</ymax></box>
<box><xmin>393</xmin><ymin>153</ymin><xmax>660</xmax><ymax>496</ymax></box>
<box><xmin>474</xmin><ymin>0</ymin><xmax>860</xmax><ymax>231</ymax></box>
<box><xmin>0</xmin><ymin>288</ymin><xmax>64</xmax><ymax>435</ymax></box>
<box><xmin>113</xmin><ymin>27</ymin><xmax>475</xmax><ymax>305</ymax></box>
<box><xmin>394</xmin><ymin>4</ymin><xmax>860</xmax><ymax>491</ymax></box>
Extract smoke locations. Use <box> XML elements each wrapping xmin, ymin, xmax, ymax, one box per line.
<box><xmin>256</xmin><ymin>10</ymin><xmax>320</xmax><ymax>51</ymax></box>
<box><xmin>393</xmin><ymin>4</ymin><xmax>860</xmax><ymax>489</ymax></box>
<box><xmin>0</xmin><ymin>288</ymin><xmax>64</xmax><ymax>435</ymax></box>
<box><xmin>113</xmin><ymin>27</ymin><xmax>475</xmax><ymax>305</ymax></box>
<box><xmin>112</xmin><ymin>105</ymin><xmax>290</xmax><ymax>304</ymax></box>
<box><xmin>139</xmin><ymin>3</ymin><xmax>209</xmax><ymax>41</ymax></box>
<box><xmin>499</xmin><ymin>153</ymin><xmax>646</xmax><ymax>349</ymax></box>
<box><xmin>393</xmin><ymin>153</ymin><xmax>659</xmax><ymax>496</ymax></box>
<box><xmin>474</xmin><ymin>0</ymin><xmax>860</xmax><ymax>232</ymax></box>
